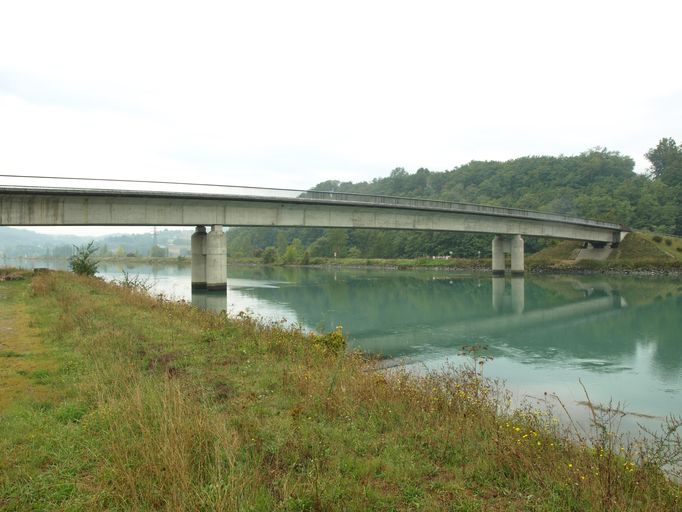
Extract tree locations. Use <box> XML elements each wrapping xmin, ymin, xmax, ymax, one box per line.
<box><xmin>68</xmin><ymin>241</ymin><xmax>99</xmax><ymax>276</ymax></box>
<box><xmin>282</xmin><ymin>239</ymin><xmax>303</xmax><ymax>264</ymax></box>
<box><xmin>275</xmin><ymin>231</ymin><xmax>288</xmax><ymax>255</ymax></box>
<box><xmin>262</xmin><ymin>246</ymin><xmax>277</xmax><ymax>264</ymax></box>
<box><xmin>646</xmin><ymin>138</ymin><xmax>682</xmax><ymax>234</ymax></box>
<box><xmin>309</xmin><ymin>236</ymin><xmax>331</xmax><ymax>257</ymax></box>
<box><xmin>150</xmin><ymin>245</ymin><xmax>168</xmax><ymax>257</ymax></box>
<box><xmin>646</xmin><ymin>138</ymin><xmax>682</xmax><ymax>187</ymax></box>
<box><xmin>327</xmin><ymin>229</ymin><xmax>348</xmax><ymax>258</ymax></box>
<box><xmin>347</xmin><ymin>246</ymin><xmax>362</xmax><ymax>258</ymax></box>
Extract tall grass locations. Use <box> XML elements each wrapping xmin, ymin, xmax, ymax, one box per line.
<box><xmin>0</xmin><ymin>271</ymin><xmax>679</xmax><ymax>510</ymax></box>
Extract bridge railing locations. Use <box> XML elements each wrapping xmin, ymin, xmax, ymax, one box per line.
<box><xmin>0</xmin><ymin>174</ymin><xmax>624</xmax><ymax>230</ymax></box>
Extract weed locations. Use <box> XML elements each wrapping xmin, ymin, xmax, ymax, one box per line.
<box><xmin>308</xmin><ymin>326</ymin><xmax>346</xmax><ymax>354</ymax></box>
<box><xmin>113</xmin><ymin>270</ymin><xmax>153</xmax><ymax>292</ymax></box>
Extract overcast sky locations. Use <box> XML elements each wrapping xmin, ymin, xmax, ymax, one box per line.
<box><xmin>1</xmin><ymin>0</ymin><xmax>681</xmax><ymax>235</ymax></box>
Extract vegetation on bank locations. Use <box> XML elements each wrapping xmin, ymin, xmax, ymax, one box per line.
<box><xmin>1</xmin><ymin>270</ymin><xmax>680</xmax><ymax>510</ymax></box>
<box><xmin>227</xmin><ymin>231</ymin><xmax>682</xmax><ymax>273</ymax></box>
<box><xmin>230</xmin><ymin>255</ymin><xmax>492</xmax><ymax>270</ymax></box>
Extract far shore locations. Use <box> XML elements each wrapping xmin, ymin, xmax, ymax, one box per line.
<box><xmin>5</xmin><ymin>254</ymin><xmax>682</xmax><ymax>276</ymax></box>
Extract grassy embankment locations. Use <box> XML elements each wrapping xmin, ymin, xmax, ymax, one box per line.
<box><xmin>1</xmin><ymin>270</ymin><xmax>680</xmax><ymax>510</ymax></box>
<box><xmin>527</xmin><ymin>232</ymin><xmax>682</xmax><ymax>272</ymax></box>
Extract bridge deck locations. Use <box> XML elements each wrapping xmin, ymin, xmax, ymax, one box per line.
<box><xmin>0</xmin><ymin>184</ymin><xmax>623</xmax><ymax>231</ymax></box>
<box><xmin>0</xmin><ymin>177</ymin><xmax>626</xmax><ymax>243</ymax></box>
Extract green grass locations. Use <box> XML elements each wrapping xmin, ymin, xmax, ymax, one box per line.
<box><xmin>638</xmin><ymin>232</ymin><xmax>682</xmax><ymax>261</ymax></box>
<box><xmin>527</xmin><ymin>232</ymin><xmax>682</xmax><ymax>271</ymax></box>
<box><xmin>0</xmin><ymin>272</ymin><xmax>680</xmax><ymax>510</ymax></box>
<box><xmin>526</xmin><ymin>240</ymin><xmax>583</xmax><ymax>262</ymax></box>
<box><xmin>608</xmin><ymin>232</ymin><xmax>673</xmax><ymax>261</ymax></box>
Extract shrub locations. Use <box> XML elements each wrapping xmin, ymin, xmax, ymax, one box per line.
<box><xmin>262</xmin><ymin>247</ymin><xmax>277</xmax><ymax>264</ymax></box>
<box><xmin>347</xmin><ymin>246</ymin><xmax>362</xmax><ymax>258</ymax></box>
<box><xmin>308</xmin><ymin>326</ymin><xmax>346</xmax><ymax>353</ymax></box>
<box><xmin>114</xmin><ymin>270</ymin><xmax>153</xmax><ymax>292</ymax></box>
<box><xmin>664</xmin><ymin>238</ymin><xmax>673</xmax><ymax>246</ymax></box>
<box><xmin>652</xmin><ymin>235</ymin><xmax>663</xmax><ymax>243</ymax></box>
<box><xmin>68</xmin><ymin>241</ymin><xmax>99</xmax><ymax>276</ymax></box>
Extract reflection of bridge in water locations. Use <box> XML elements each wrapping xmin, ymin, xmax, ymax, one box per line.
<box><xmin>190</xmin><ymin>274</ymin><xmax>628</xmax><ymax>357</ymax></box>
<box><xmin>183</xmin><ymin>267</ymin><xmax>682</xmax><ymax>378</ymax></box>
<box><xmin>355</xmin><ymin>277</ymin><xmax>627</xmax><ymax>356</ymax></box>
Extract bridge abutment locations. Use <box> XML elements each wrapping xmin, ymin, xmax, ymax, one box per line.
<box><xmin>491</xmin><ymin>234</ymin><xmax>524</xmax><ymax>275</ymax></box>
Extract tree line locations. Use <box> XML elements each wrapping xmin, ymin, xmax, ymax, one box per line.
<box><xmin>227</xmin><ymin>139</ymin><xmax>682</xmax><ymax>261</ymax></box>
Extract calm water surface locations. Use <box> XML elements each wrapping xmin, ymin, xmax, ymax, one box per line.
<box><xmin>6</xmin><ymin>258</ymin><xmax>682</xmax><ymax>431</ymax></box>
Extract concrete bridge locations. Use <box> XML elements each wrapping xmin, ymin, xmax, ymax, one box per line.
<box><xmin>0</xmin><ymin>176</ymin><xmax>627</xmax><ymax>289</ymax></box>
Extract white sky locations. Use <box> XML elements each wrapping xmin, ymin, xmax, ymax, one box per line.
<box><xmin>1</xmin><ymin>0</ymin><xmax>681</xmax><ymax>235</ymax></box>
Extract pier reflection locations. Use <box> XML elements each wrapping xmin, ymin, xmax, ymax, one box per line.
<box><xmin>191</xmin><ymin>289</ymin><xmax>227</xmax><ymax>313</ymax></box>
<box><xmin>492</xmin><ymin>276</ymin><xmax>525</xmax><ymax>314</ymax></box>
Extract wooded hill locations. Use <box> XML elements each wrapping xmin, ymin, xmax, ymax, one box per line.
<box><xmin>227</xmin><ymin>141</ymin><xmax>682</xmax><ymax>260</ymax></box>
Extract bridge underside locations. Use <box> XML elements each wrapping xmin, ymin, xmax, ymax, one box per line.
<box><xmin>1</xmin><ymin>191</ymin><xmax>626</xmax><ymax>286</ymax></box>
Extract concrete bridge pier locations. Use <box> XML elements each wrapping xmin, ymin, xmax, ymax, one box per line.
<box><xmin>492</xmin><ymin>236</ymin><xmax>506</xmax><ymax>276</ymax></box>
<box><xmin>491</xmin><ymin>234</ymin><xmax>524</xmax><ymax>275</ymax></box>
<box><xmin>191</xmin><ymin>225</ymin><xmax>207</xmax><ymax>289</ymax></box>
<box><xmin>206</xmin><ymin>224</ymin><xmax>227</xmax><ymax>291</ymax></box>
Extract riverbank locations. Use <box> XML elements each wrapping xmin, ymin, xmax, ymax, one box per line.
<box><xmin>1</xmin><ymin>269</ymin><xmax>679</xmax><ymax>510</ymax></box>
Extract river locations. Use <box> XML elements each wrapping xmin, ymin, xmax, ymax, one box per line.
<box><xmin>5</xmin><ymin>258</ymin><xmax>682</xmax><ymax>434</ymax></box>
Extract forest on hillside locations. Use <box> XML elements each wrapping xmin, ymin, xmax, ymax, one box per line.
<box><xmin>226</xmin><ymin>138</ymin><xmax>682</xmax><ymax>260</ymax></box>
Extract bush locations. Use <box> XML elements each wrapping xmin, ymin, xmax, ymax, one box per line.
<box><xmin>665</xmin><ymin>238</ymin><xmax>673</xmax><ymax>246</ymax></box>
<box><xmin>652</xmin><ymin>235</ymin><xmax>663</xmax><ymax>243</ymax></box>
<box><xmin>262</xmin><ymin>247</ymin><xmax>277</xmax><ymax>264</ymax></box>
<box><xmin>114</xmin><ymin>270</ymin><xmax>152</xmax><ymax>292</ymax></box>
<box><xmin>68</xmin><ymin>242</ymin><xmax>99</xmax><ymax>276</ymax></box>
<box><xmin>347</xmin><ymin>246</ymin><xmax>362</xmax><ymax>258</ymax></box>
<box><xmin>308</xmin><ymin>326</ymin><xmax>346</xmax><ymax>353</ymax></box>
